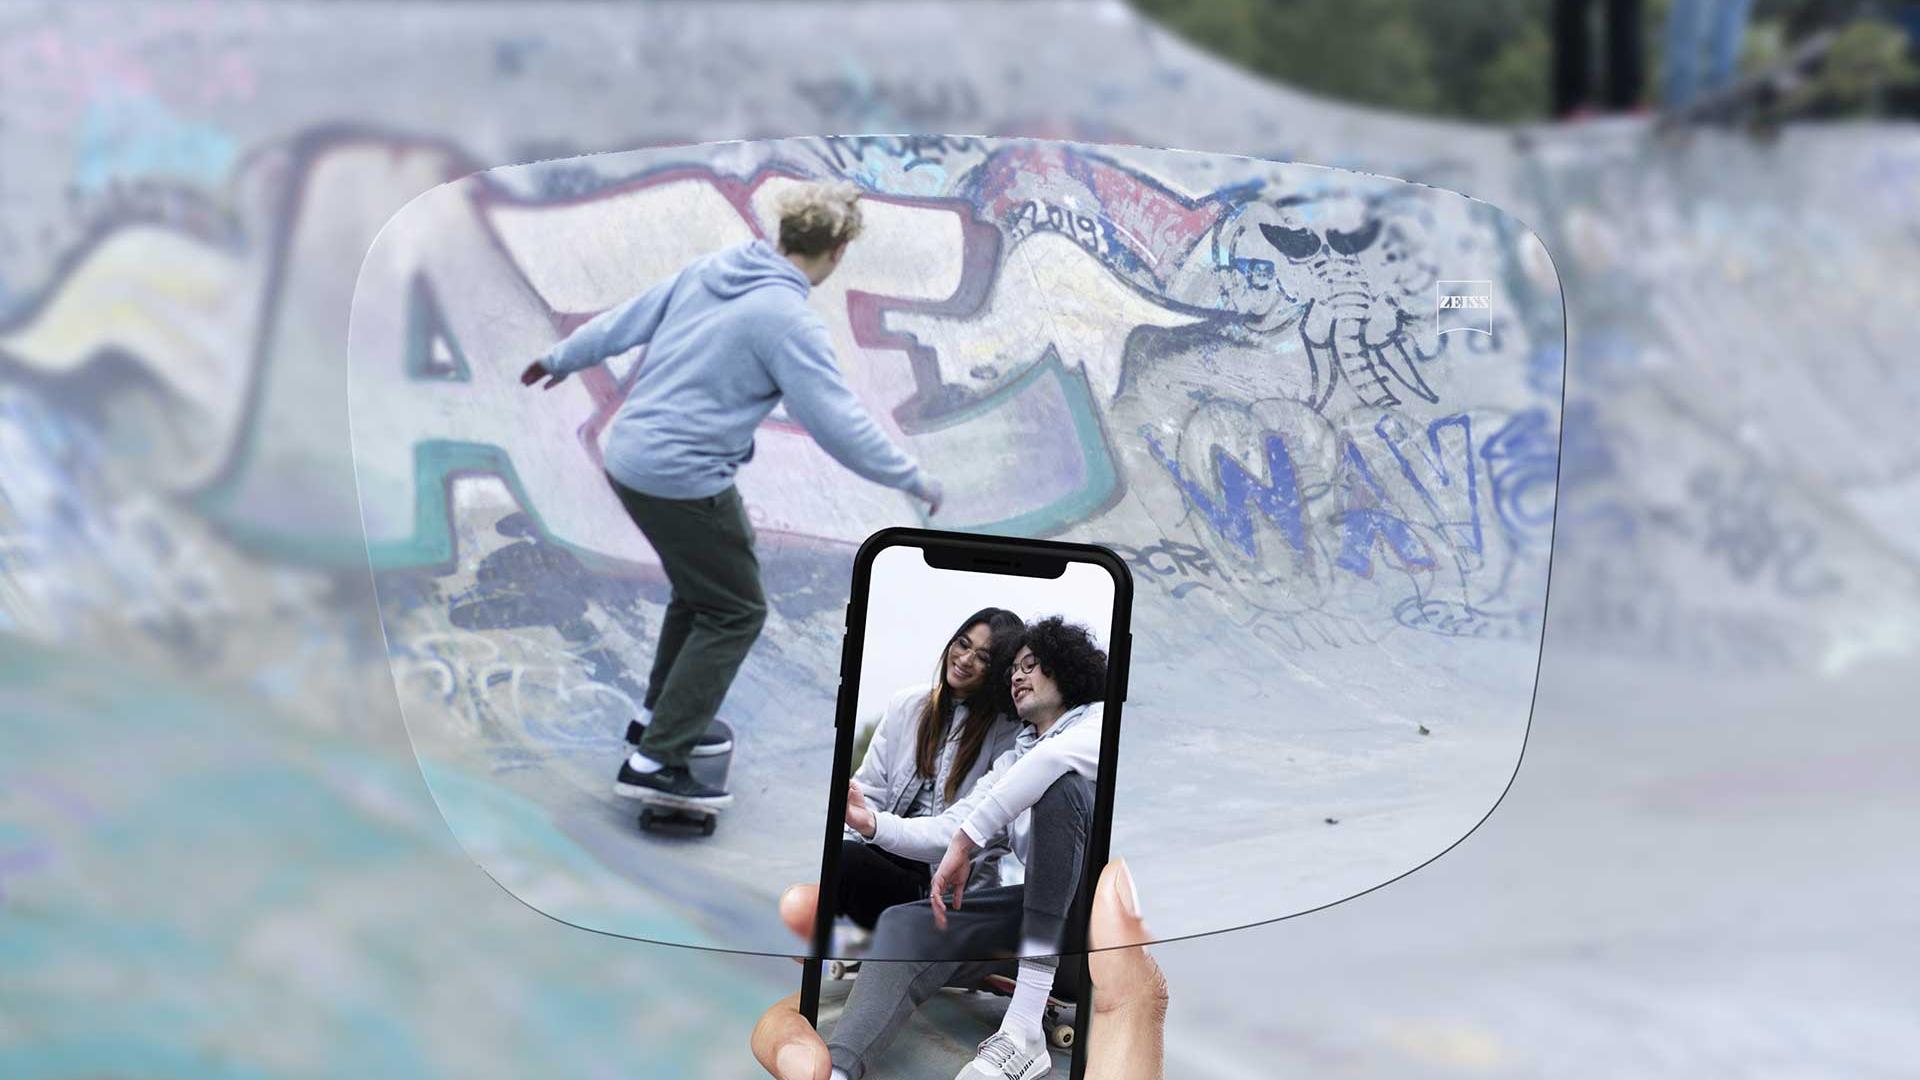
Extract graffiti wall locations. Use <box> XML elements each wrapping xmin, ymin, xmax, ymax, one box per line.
<box><xmin>343</xmin><ymin>136</ymin><xmax>1557</xmax><ymax>952</ymax></box>
<box><xmin>2</xmin><ymin>1</ymin><xmax>1916</xmax><ymax>1077</ymax></box>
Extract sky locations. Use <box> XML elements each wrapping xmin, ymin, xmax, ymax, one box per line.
<box><xmin>853</xmin><ymin>543</ymin><xmax>1118</xmax><ymax>725</ymax></box>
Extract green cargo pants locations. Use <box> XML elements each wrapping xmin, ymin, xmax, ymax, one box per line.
<box><xmin>609</xmin><ymin>475</ymin><xmax>767</xmax><ymax>769</ymax></box>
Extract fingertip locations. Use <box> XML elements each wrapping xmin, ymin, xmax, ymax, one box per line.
<box><xmin>1113</xmin><ymin>857</ymin><xmax>1143</xmax><ymax>921</ymax></box>
<box><xmin>779</xmin><ymin>883</ymin><xmax>819</xmax><ymax>940</ymax></box>
<box><xmin>1091</xmin><ymin>859</ymin><xmax>1151</xmax><ymax>950</ymax></box>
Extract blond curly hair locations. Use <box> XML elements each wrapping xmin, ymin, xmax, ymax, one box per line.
<box><xmin>775</xmin><ymin>181</ymin><xmax>864</xmax><ymax>257</ymax></box>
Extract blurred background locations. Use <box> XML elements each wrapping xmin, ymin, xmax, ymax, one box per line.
<box><xmin>2</xmin><ymin>1</ymin><xmax>1916</xmax><ymax>1077</ymax></box>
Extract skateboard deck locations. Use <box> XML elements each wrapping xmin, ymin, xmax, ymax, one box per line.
<box><xmin>629</xmin><ymin>718</ymin><xmax>734</xmax><ymax>837</ymax></box>
<box><xmin>832</xmin><ymin>963</ymin><xmax>1079</xmax><ymax>1051</ymax></box>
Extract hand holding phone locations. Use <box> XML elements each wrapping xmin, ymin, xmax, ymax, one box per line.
<box><xmin>753</xmin><ymin>860</ymin><xmax>1168</xmax><ymax>1080</ymax></box>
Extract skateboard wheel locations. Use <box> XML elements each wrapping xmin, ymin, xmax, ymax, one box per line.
<box><xmin>700</xmin><ymin>816</ymin><xmax>716</xmax><ymax>837</ymax></box>
<box><xmin>1049</xmin><ymin>1023</ymin><xmax>1074</xmax><ymax>1050</ymax></box>
<box><xmin>638</xmin><ymin>808</ymin><xmax>657</xmax><ymax>830</ymax></box>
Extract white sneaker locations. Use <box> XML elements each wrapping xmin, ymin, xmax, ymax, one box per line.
<box><xmin>953</xmin><ymin>1029</ymin><xmax>1050</xmax><ymax>1080</ymax></box>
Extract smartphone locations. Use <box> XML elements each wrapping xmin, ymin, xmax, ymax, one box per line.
<box><xmin>801</xmin><ymin>527</ymin><xmax>1132</xmax><ymax>1080</ymax></box>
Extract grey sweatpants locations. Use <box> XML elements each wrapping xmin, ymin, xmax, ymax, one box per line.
<box><xmin>828</xmin><ymin>772</ymin><xmax>1093</xmax><ymax>1078</ymax></box>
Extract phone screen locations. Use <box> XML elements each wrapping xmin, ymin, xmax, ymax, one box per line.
<box><xmin>805</xmin><ymin>529</ymin><xmax>1131</xmax><ymax>1080</ymax></box>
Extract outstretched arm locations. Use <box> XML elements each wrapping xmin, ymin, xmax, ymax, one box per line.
<box><xmin>523</xmin><ymin>271</ymin><xmax>682</xmax><ymax>386</ymax></box>
<box><xmin>958</xmin><ymin>707</ymin><xmax>1103</xmax><ymax>848</ymax></box>
<box><xmin>865</xmin><ymin>742</ymin><xmax>1018</xmax><ymax>861</ymax></box>
<box><xmin>765</xmin><ymin>317</ymin><xmax>933</xmax><ymax>500</ymax></box>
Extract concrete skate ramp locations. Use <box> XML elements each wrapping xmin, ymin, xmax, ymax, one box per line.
<box><xmin>346</xmin><ymin>139</ymin><xmax>1559</xmax><ymax>955</ymax></box>
<box><xmin>1</xmin><ymin>1</ymin><xmax>1915</xmax><ymax>1077</ymax></box>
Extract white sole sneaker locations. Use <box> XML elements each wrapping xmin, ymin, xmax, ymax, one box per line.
<box><xmin>613</xmin><ymin>781</ymin><xmax>734</xmax><ymax>809</ymax></box>
<box><xmin>954</xmin><ymin>1033</ymin><xmax>1051</xmax><ymax>1080</ymax></box>
<box><xmin>625</xmin><ymin>719</ymin><xmax>732</xmax><ymax>756</ymax></box>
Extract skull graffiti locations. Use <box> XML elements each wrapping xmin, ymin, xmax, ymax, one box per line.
<box><xmin>1215</xmin><ymin>190</ymin><xmax>1445</xmax><ymax>410</ymax></box>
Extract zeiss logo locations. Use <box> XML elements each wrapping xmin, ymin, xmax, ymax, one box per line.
<box><xmin>1436</xmin><ymin>280</ymin><xmax>1494</xmax><ymax>336</ymax></box>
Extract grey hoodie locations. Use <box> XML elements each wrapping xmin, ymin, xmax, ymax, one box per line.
<box><xmin>543</xmin><ymin>239</ymin><xmax>927</xmax><ymax>501</ymax></box>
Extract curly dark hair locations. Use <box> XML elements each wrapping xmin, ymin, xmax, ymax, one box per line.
<box><xmin>1021</xmin><ymin>616</ymin><xmax>1108</xmax><ymax>711</ymax></box>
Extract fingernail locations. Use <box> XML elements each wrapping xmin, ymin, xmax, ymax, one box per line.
<box><xmin>776</xmin><ymin>1043</ymin><xmax>817</xmax><ymax>1080</ymax></box>
<box><xmin>1115</xmin><ymin>858</ymin><xmax>1144</xmax><ymax>921</ymax></box>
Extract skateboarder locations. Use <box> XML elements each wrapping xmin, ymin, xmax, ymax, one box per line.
<box><xmin>837</xmin><ymin>617</ymin><xmax>1109</xmax><ymax>1080</ymax></box>
<box><xmin>520</xmin><ymin>181</ymin><xmax>944</xmax><ymax>811</ymax></box>
<box><xmin>837</xmin><ymin>608</ymin><xmax>1026</xmax><ymax>930</ymax></box>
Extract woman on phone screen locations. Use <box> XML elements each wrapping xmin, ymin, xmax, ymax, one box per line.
<box><xmin>836</xmin><ymin>607</ymin><xmax>1026</xmax><ymax>930</ymax></box>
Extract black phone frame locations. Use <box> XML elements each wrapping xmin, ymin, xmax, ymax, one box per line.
<box><xmin>800</xmin><ymin>526</ymin><xmax>1134</xmax><ymax>1080</ymax></box>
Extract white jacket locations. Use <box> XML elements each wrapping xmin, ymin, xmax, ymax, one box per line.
<box><xmin>850</xmin><ymin>685</ymin><xmax>1021</xmax><ymax>885</ymax></box>
<box><xmin>870</xmin><ymin>700</ymin><xmax>1103</xmax><ymax>870</ymax></box>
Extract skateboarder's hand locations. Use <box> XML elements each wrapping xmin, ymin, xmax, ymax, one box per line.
<box><xmin>927</xmin><ymin>830</ymin><xmax>976</xmax><ymax>931</ymax></box>
<box><xmin>520</xmin><ymin>359</ymin><xmax>568</xmax><ymax>390</ymax></box>
<box><xmin>913</xmin><ymin>474</ymin><xmax>944</xmax><ymax>518</ymax></box>
<box><xmin>845</xmin><ymin>782</ymin><xmax>876</xmax><ymax>839</ymax></box>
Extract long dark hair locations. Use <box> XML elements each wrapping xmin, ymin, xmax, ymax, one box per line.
<box><xmin>916</xmin><ymin>607</ymin><xmax>1025</xmax><ymax>804</ymax></box>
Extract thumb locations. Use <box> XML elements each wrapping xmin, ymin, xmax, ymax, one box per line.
<box><xmin>1086</xmin><ymin>859</ymin><xmax>1168</xmax><ymax>1019</ymax></box>
<box><xmin>750</xmin><ymin>992</ymin><xmax>833</xmax><ymax>1080</ymax></box>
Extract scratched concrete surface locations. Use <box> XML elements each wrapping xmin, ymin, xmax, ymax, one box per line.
<box><xmin>2</xmin><ymin>2</ymin><xmax>1917</xmax><ymax>1078</ymax></box>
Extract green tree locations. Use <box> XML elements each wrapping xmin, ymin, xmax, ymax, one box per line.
<box><xmin>1132</xmin><ymin>0</ymin><xmax>1443</xmax><ymax>114</ymax></box>
<box><xmin>1808</xmin><ymin>17</ymin><xmax>1920</xmax><ymax>113</ymax></box>
<box><xmin>1129</xmin><ymin>0</ymin><xmax>1919</xmax><ymax>121</ymax></box>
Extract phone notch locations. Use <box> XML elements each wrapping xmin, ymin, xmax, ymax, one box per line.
<box><xmin>921</xmin><ymin>544</ymin><xmax>1067</xmax><ymax>579</ymax></box>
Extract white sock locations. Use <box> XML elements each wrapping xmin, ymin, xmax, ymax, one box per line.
<box><xmin>831</xmin><ymin>1069</ymin><xmax>851</xmax><ymax>1080</ymax></box>
<box><xmin>626</xmin><ymin>750</ymin><xmax>664</xmax><ymax>774</ymax></box>
<box><xmin>1000</xmin><ymin>957</ymin><xmax>1057</xmax><ymax>1044</ymax></box>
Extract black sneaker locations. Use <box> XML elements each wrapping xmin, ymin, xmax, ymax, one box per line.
<box><xmin>614</xmin><ymin>760</ymin><xmax>733</xmax><ymax>808</ymax></box>
<box><xmin>625</xmin><ymin>717</ymin><xmax>732</xmax><ymax>757</ymax></box>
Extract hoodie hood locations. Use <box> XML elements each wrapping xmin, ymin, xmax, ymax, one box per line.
<box><xmin>702</xmin><ymin>238</ymin><xmax>810</xmax><ymax>300</ymax></box>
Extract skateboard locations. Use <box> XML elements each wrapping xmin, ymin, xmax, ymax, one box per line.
<box><xmin>628</xmin><ymin>718</ymin><xmax>734</xmax><ymax>837</ymax></box>
<box><xmin>979</xmin><ymin>972</ymin><xmax>1079</xmax><ymax>1052</ymax></box>
<box><xmin>823</xmin><ymin>924</ymin><xmax>870</xmax><ymax>980</ymax></box>
<box><xmin>830</xmin><ymin>961</ymin><xmax>1076</xmax><ymax>1051</ymax></box>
